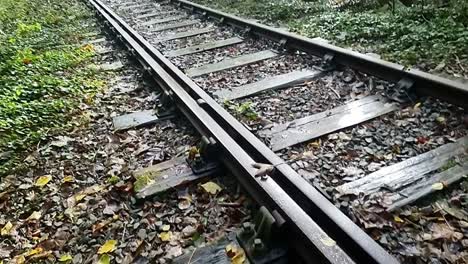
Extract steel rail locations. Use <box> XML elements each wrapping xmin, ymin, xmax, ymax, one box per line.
<box><xmin>173</xmin><ymin>0</ymin><xmax>468</xmax><ymax>109</ymax></box>
<box><xmin>88</xmin><ymin>0</ymin><xmax>400</xmax><ymax>263</ymax></box>
<box><xmin>87</xmin><ymin>0</ymin><xmax>360</xmax><ymax>263</ymax></box>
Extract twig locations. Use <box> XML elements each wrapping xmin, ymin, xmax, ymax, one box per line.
<box><xmin>187</xmin><ymin>247</ymin><xmax>197</xmax><ymax>264</ymax></box>
<box><xmin>329</xmin><ymin>86</ymin><xmax>341</xmax><ymax>99</ymax></box>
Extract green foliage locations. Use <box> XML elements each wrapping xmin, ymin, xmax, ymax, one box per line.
<box><xmin>194</xmin><ymin>0</ymin><xmax>468</xmax><ymax>71</ymax></box>
<box><xmin>0</xmin><ymin>0</ymin><xmax>104</xmax><ymax>175</ymax></box>
<box><xmin>224</xmin><ymin>100</ymin><xmax>259</xmax><ymax>121</ymax></box>
<box><xmin>291</xmin><ymin>6</ymin><xmax>468</xmax><ymax>67</ymax></box>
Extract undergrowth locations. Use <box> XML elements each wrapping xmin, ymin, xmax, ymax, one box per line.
<box><xmin>194</xmin><ymin>0</ymin><xmax>468</xmax><ymax>73</ymax></box>
<box><xmin>0</xmin><ymin>0</ymin><xmax>105</xmax><ymax>175</ymax></box>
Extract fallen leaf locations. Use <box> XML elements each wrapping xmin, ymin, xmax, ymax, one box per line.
<box><xmin>98</xmin><ymin>240</ymin><xmax>117</xmax><ymax>254</ymax></box>
<box><xmin>320</xmin><ymin>237</ymin><xmax>336</xmax><ymax>247</ymax></box>
<box><xmin>158</xmin><ymin>231</ymin><xmax>172</xmax><ymax>242</ymax></box>
<box><xmin>74</xmin><ymin>193</ymin><xmax>86</xmax><ymax>202</ymax></box>
<box><xmin>14</xmin><ymin>255</ymin><xmax>25</xmax><ymax>264</ymax></box>
<box><xmin>1</xmin><ymin>221</ymin><xmax>13</xmax><ymax>236</ymax></box>
<box><xmin>252</xmin><ymin>163</ymin><xmax>274</xmax><ymax>178</ymax></box>
<box><xmin>225</xmin><ymin>244</ymin><xmax>245</xmax><ymax>264</ymax></box>
<box><xmin>26</xmin><ymin>211</ymin><xmax>42</xmax><ymax>221</ymax></box>
<box><xmin>97</xmin><ymin>254</ymin><xmax>110</xmax><ymax>264</ymax></box>
<box><xmin>62</xmin><ymin>176</ymin><xmax>75</xmax><ymax>183</ymax></box>
<box><xmin>58</xmin><ymin>254</ymin><xmax>73</xmax><ymax>262</ymax></box>
<box><xmin>26</xmin><ymin>247</ymin><xmax>43</xmax><ymax>256</ymax></box>
<box><xmin>225</xmin><ymin>243</ymin><xmax>238</xmax><ymax>258</ymax></box>
<box><xmin>35</xmin><ymin>175</ymin><xmax>52</xmax><ymax>187</ymax></box>
<box><xmin>432</xmin><ymin>182</ymin><xmax>444</xmax><ymax>190</ymax></box>
<box><xmin>394</xmin><ymin>216</ymin><xmax>404</xmax><ymax>223</ymax></box>
<box><xmin>161</xmin><ymin>224</ymin><xmax>170</xmax><ymax>231</ymax></box>
<box><xmin>308</xmin><ymin>140</ymin><xmax>321</xmax><ymax>149</ymax></box>
<box><xmin>201</xmin><ymin>182</ymin><xmax>222</xmax><ymax>195</ymax></box>
<box><xmin>178</xmin><ymin>200</ymin><xmax>191</xmax><ymax>210</ymax></box>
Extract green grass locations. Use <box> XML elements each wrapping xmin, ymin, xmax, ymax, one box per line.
<box><xmin>0</xmin><ymin>0</ymin><xmax>105</xmax><ymax>175</ymax></box>
<box><xmin>193</xmin><ymin>0</ymin><xmax>468</xmax><ymax>72</ymax></box>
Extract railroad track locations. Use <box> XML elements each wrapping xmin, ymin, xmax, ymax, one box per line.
<box><xmin>86</xmin><ymin>0</ymin><xmax>468</xmax><ymax>263</ymax></box>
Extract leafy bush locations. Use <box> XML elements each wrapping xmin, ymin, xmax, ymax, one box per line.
<box><xmin>0</xmin><ymin>0</ymin><xmax>104</xmax><ymax>175</ymax></box>
<box><xmin>193</xmin><ymin>0</ymin><xmax>468</xmax><ymax>72</ymax></box>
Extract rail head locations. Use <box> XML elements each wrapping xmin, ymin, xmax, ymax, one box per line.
<box><xmin>87</xmin><ymin>0</ymin><xmax>365</xmax><ymax>262</ymax></box>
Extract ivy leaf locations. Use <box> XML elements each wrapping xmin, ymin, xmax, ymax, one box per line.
<box><xmin>98</xmin><ymin>240</ymin><xmax>117</xmax><ymax>254</ymax></box>
<box><xmin>200</xmin><ymin>181</ymin><xmax>222</xmax><ymax>195</ymax></box>
<box><xmin>35</xmin><ymin>175</ymin><xmax>52</xmax><ymax>187</ymax></box>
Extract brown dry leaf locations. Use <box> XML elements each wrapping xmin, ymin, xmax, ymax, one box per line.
<box><xmin>98</xmin><ymin>240</ymin><xmax>117</xmax><ymax>254</ymax></box>
<box><xmin>92</xmin><ymin>217</ymin><xmax>116</xmax><ymax>234</ymax></box>
<box><xmin>252</xmin><ymin>163</ymin><xmax>274</xmax><ymax>178</ymax></box>
<box><xmin>225</xmin><ymin>243</ymin><xmax>237</xmax><ymax>258</ymax></box>
<box><xmin>35</xmin><ymin>175</ymin><xmax>52</xmax><ymax>187</ymax></box>
<box><xmin>308</xmin><ymin>140</ymin><xmax>321</xmax><ymax>149</ymax></box>
<box><xmin>201</xmin><ymin>182</ymin><xmax>222</xmax><ymax>195</ymax></box>
<box><xmin>431</xmin><ymin>223</ymin><xmax>456</xmax><ymax>240</ymax></box>
<box><xmin>1</xmin><ymin>221</ymin><xmax>13</xmax><ymax>236</ymax></box>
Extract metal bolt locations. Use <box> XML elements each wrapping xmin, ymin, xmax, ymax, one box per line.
<box><xmin>240</xmin><ymin>222</ymin><xmax>254</xmax><ymax>238</ymax></box>
<box><xmin>253</xmin><ymin>238</ymin><xmax>266</xmax><ymax>255</ymax></box>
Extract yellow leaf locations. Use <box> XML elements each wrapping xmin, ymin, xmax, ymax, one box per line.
<box><xmin>97</xmin><ymin>254</ymin><xmax>110</xmax><ymax>264</ymax></box>
<box><xmin>159</xmin><ymin>231</ymin><xmax>172</xmax><ymax>242</ymax></box>
<box><xmin>26</xmin><ymin>211</ymin><xmax>42</xmax><ymax>221</ymax></box>
<box><xmin>308</xmin><ymin>140</ymin><xmax>321</xmax><ymax>149</ymax></box>
<box><xmin>35</xmin><ymin>175</ymin><xmax>52</xmax><ymax>187</ymax></box>
<box><xmin>413</xmin><ymin>102</ymin><xmax>421</xmax><ymax>109</ymax></box>
<box><xmin>14</xmin><ymin>255</ymin><xmax>25</xmax><ymax>264</ymax></box>
<box><xmin>98</xmin><ymin>240</ymin><xmax>117</xmax><ymax>254</ymax></box>
<box><xmin>26</xmin><ymin>247</ymin><xmax>43</xmax><ymax>256</ymax></box>
<box><xmin>201</xmin><ymin>181</ymin><xmax>222</xmax><ymax>195</ymax></box>
<box><xmin>394</xmin><ymin>216</ymin><xmax>404</xmax><ymax>223</ymax></box>
<box><xmin>231</xmin><ymin>247</ymin><xmax>246</xmax><ymax>264</ymax></box>
<box><xmin>161</xmin><ymin>224</ymin><xmax>170</xmax><ymax>231</ymax></box>
<box><xmin>432</xmin><ymin>182</ymin><xmax>444</xmax><ymax>190</ymax></box>
<box><xmin>225</xmin><ymin>243</ymin><xmax>238</xmax><ymax>258</ymax></box>
<box><xmin>59</xmin><ymin>254</ymin><xmax>73</xmax><ymax>262</ymax></box>
<box><xmin>1</xmin><ymin>221</ymin><xmax>13</xmax><ymax>236</ymax></box>
<box><xmin>320</xmin><ymin>237</ymin><xmax>336</xmax><ymax>247</ymax></box>
<box><xmin>74</xmin><ymin>193</ymin><xmax>86</xmax><ymax>202</ymax></box>
<box><xmin>62</xmin><ymin>176</ymin><xmax>75</xmax><ymax>183</ymax></box>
